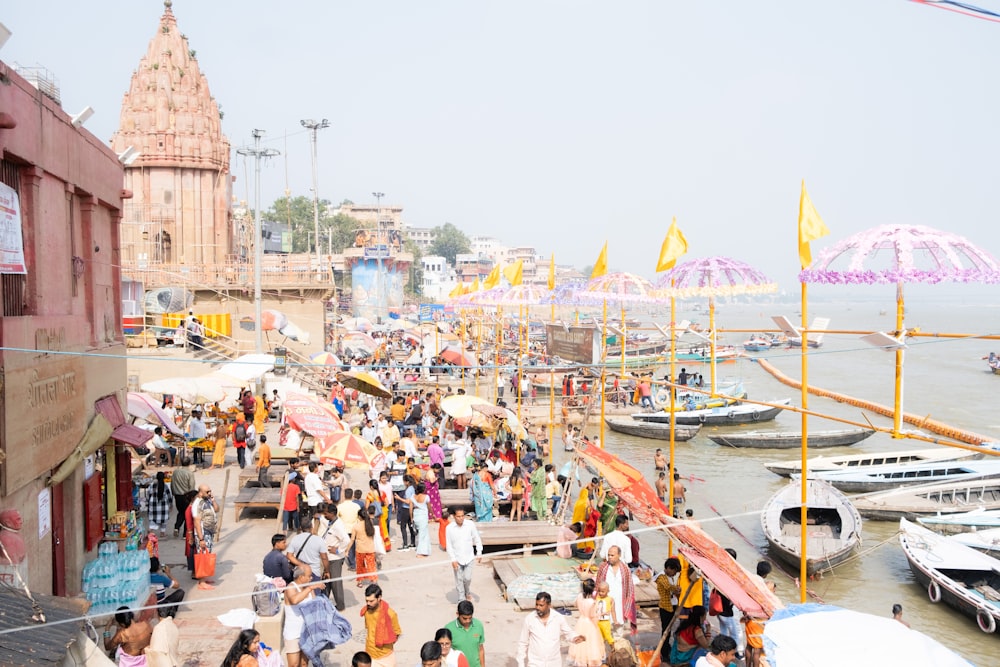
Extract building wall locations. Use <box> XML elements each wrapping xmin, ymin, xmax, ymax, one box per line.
<box><xmin>0</xmin><ymin>61</ymin><xmax>127</xmax><ymax>595</ymax></box>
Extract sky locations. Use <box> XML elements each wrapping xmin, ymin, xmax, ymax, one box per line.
<box><xmin>6</xmin><ymin>1</ymin><xmax>1000</xmax><ymax>292</ymax></box>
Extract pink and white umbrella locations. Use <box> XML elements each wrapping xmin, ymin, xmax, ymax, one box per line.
<box><xmin>126</xmin><ymin>392</ymin><xmax>184</xmax><ymax>436</ymax></box>
<box><xmin>582</xmin><ymin>272</ymin><xmax>658</xmax><ymax>305</ymax></box>
<box><xmin>495</xmin><ymin>284</ymin><xmax>553</xmax><ymax>307</ymax></box>
<box><xmin>654</xmin><ymin>256</ymin><xmax>778</xmax><ymax>297</ymax></box>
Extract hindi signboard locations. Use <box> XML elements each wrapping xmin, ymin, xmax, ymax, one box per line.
<box><xmin>0</xmin><ymin>182</ymin><xmax>27</xmax><ymax>274</ymax></box>
<box><xmin>545</xmin><ymin>324</ymin><xmax>600</xmax><ymax>365</ymax></box>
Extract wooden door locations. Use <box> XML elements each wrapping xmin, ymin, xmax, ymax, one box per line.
<box><xmin>51</xmin><ymin>481</ymin><xmax>66</xmax><ymax>596</ymax></box>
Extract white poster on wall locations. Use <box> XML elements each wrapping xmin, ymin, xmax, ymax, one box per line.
<box><xmin>0</xmin><ymin>182</ymin><xmax>26</xmax><ymax>274</ymax></box>
<box><xmin>37</xmin><ymin>487</ymin><xmax>51</xmax><ymax>540</ymax></box>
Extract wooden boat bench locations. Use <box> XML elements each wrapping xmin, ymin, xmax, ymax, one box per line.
<box><xmin>233</xmin><ymin>485</ymin><xmax>282</xmax><ymax>522</ymax></box>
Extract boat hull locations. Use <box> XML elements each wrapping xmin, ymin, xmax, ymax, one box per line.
<box><xmin>709</xmin><ymin>428</ymin><xmax>874</xmax><ymax>449</ymax></box>
<box><xmin>853</xmin><ymin>478</ymin><xmax>1000</xmax><ymax>521</ymax></box>
<box><xmin>764</xmin><ymin>448</ymin><xmax>982</xmax><ymax>478</ymax></box>
<box><xmin>604</xmin><ymin>417</ymin><xmax>700</xmax><ymax>441</ymax></box>
<box><xmin>810</xmin><ymin>462</ymin><xmax>1000</xmax><ymax>494</ymax></box>
<box><xmin>899</xmin><ymin>518</ymin><xmax>1000</xmax><ymax>634</ymax></box>
<box><xmin>761</xmin><ymin>479</ymin><xmax>862</xmax><ymax>577</ymax></box>
<box><xmin>635</xmin><ymin>400</ymin><xmax>789</xmax><ymax>426</ymax></box>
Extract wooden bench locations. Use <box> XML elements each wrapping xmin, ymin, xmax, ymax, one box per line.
<box><xmin>439</xmin><ymin>489</ymin><xmax>512</xmax><ymax>513</ymax></box>
<box><xmin>233</xmin><ymin>486</ymin><xmax>283</xmax><ymax>522</ymax></box>
<box><xmin>475</xmin><ymin>520</ymin><xmax>561</xmax><ymax>555</ymax></box>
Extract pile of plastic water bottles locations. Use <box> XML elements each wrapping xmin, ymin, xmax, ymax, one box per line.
<box><xmin>82</xmin><ymin>542</ymin><xmax>152</xmax><ymax>616</ymax></box>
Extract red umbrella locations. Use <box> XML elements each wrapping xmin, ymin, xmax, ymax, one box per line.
<box><xmin>315</xmin><ymin>432</ymin><xmax>384</xmax><ymax>470</ymax></box>
<box><xmin>439</xmin><ymin>344</ymin><xmax>477</xmax><ymax>367</ymax></box>
<box><xmin>283</xmin><ymin>393</ymin><xmax>347</xmax><ymax>438</ymax></box>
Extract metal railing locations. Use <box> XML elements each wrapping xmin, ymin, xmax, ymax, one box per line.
<box><xmin>121</xmin><ymin>257</ymin><xmax>335</xmax><ymax>288</ymax></box>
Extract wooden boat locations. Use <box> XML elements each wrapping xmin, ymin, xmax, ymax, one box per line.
<box><xmin>761</xmin><ymin>479</ymin><xmax>862</xmax><ymax>576</ymax></box>
<box><xmin>899</xmin><ymin>517</ymin><xmax>1000</xmax><ymax>634</ymax></box>
<box><xmin>804</xmin><ymin>460</ymin><xmax>1000</xmax><ymax>494</ymax></box>
<box><xmin>709</xmin><ymin>428</ymin><xmax>875</xmax><ymax>450</ymax></box>
<box><xmin>987</xmin><ymin>352</ymin><xmax>1000</xmax><ymax>375</ymax></box>
<box><xmin>673</xmin><ymin>345</ymin><xmax>744</xmax><ymax>363</ymax></box>
<box><xmin>742</xmin><ymin>335</ymin><xmax>773</xmax><ymax>352</ymax></box>
<box><xmin>918</xmin><ymin>508</ymin><xmax>1000</xmax><ymax>534</ymax></box>
<box><xmin>632</xmin><ymin>399</ymin><xmax>790</xmax><ymax>426</ymax></box>
<box><xmin>950</xmin><ymin>528</ymin><xmax>1000</xmax><ymax>555</ymax></box>
<box><xmin>764</xmin><ymin>447</ymin><xmax>982</xmax><ymax>478</ymax></box>
<box><xmin>852</xmin><ymin>478</ymin><xmax>1000</xmax><ymax>521</ymax></box>
<box><xmin>604</xmin><ymin>417</ymin><xmax>701</xmax><ymax>441</ymax></box>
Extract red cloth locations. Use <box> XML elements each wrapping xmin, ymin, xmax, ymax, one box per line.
<box><xmin>597</xmin><ymin>560</ymin><xmax>637</xmax><ymax>630</ymax></box>
<box><xmin>360</xmin><ymin>600</ymin><xmax>398</xmax><ymax>646</ymax></box>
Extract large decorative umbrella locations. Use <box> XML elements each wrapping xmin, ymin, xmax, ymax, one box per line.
<box><xmin>336</xmin><ymin>370</ymin><xmax>392</xmax><ymax>399</ymax></box>
<box><xmin>657</xmin><ymin>257</ymin><xmax>777</xmax><ymax>394</ymax></box>
<box><xmin>800</xmin><ymin>224</ymin><xmax>1000</xmax><ymax>435</ymax></box>
<box><xmin>440</xmin><ymin>394</ymin><xmax>492</xmax><ymax>420</ymax></box>
<box><xmin>283</xmin><ymin>393</ymin><xmax>348</xmax><ymax>438</ymax></box>
<box><xmin>470</xmin><ymin>404</ymin><xmax>527</xmax><ymax>440</ymax></box>
<box><xmin>763</xmin><ymin>603</ymin><xmax>973</xmax><ymax>666</ymax></box>
<box><xmin>215</xmin><ymin>354</ymin><xmax>275</xmax><ymax>383</ymax></box>
<box><xmin>315</xmin><ymin>432</ymin><xmax>385</xmax><ymax>470</ymax></box>
<box><xmin>126</xmin><ymin>392</ymin><xmax>184</xmax><ymax>436</ymax></box>
<box><xmin>238</xmin><ymin>309</ymin><xmax>288</xmax><ymax>331</ymax></box>
<box><xmin>573</xmin><ymin>439</ymin><xmax>781</xmax><ymax>618</ymax></box>
<box><xmin>310</xmin><ymin>351</ymin><xmax>343</xmax><ymax>366</ymax></box>
<box><xmin>494</xmin><ymin>284</ymin><xmax>552</xmax><ymax>307</ymax></box>
<box><xmin>141</xmin><ymin>376</ymin><xmax>228</xmax><ymax>405</ymax></box>
<box><xmin>340</xmin><ymin>316</ymin><xmax>374</xmax><ymax>332</ymax></box>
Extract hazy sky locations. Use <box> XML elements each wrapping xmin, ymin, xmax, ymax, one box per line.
<box><xmin>6</xmin><ymin>1</ymin><xmax>1000</xmax><ymax>292</ymax></box>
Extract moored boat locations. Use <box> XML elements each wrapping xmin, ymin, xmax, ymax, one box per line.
<box><xmin>762</xmin><ymin>479</ymin><xmax>862</xmax><ymax>576</ymax></box>
<box><xmin>918</xmin><ymin>508</ymin><xmax>1000</xmax><ymax>534</ymax></box>
<box><xmin>950</xmin><ymin>528</ymin><xmax>1000</xmax><ymax>555</ymax></box>
<box><xmin>852</xmin><ymin>478</ymin><xmax>1000</xmax><ymax>521</ymax></box>
<box><xmin>803</xmin><ymin>460</ymin><xmax>1000</xmax><ymax>494</ymax></box>
<box><xmin>764</xmin><ymin>447</ymin><xmax>982</xmax><ymax>478</ymax></box>
<box><xmin>633</xmin><ymin>399</ymin><xmax>790</xmax><ymax>426</ymax></box>
<box><xmin>604</xmin><ymin>417</ymin><xmax>701</xmax><ymax>441</ymax></box>
<box><xmin>742</xmin><ymin>335</ymin><xmax>773</xmax><ymax>352</ymax></box>
<box><xmin>899</xmin><ymin>517</ymin><xmax>1000</xmax><ymax>634</ymax></box>
<box><xmin>709</xmin><ymin>428</ymin><xmax>874</xmax><ymax>450</ymax></box>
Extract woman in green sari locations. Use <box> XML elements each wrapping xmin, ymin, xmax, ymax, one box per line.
<box><xmin>529</xmin><ymin>459</ymin><xmax>547</xmax><ymax>520</ymax></box>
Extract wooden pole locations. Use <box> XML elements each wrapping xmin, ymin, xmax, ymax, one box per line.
<box><xmin>275</xmin><ymin>471</ymin><xmax>290</xmax><ymax>531</ymax></box>
<box><xmin>215</xmin><ymin>468</ymin><xmax>232</xmax><ymax>541</ymax></box>
<box><xmin>799</xmin><ymin>282</ymin><xmax>809</xmax><ymax>603</ymax></box>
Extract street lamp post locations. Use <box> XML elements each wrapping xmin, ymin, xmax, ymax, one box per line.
<box><xmin>300</xmin><ymin>118</ymin><xmax>330</xmax><ymax>277</ymax></box>
<box><xmin>372</xmin><ymin>191</ymin><xmax>384</xmax><ymax>323</ymax></box>
<box><xmin>236</xmin><ymin>129</ymin><xmax>280</xmax><ymax>353</ymax></box>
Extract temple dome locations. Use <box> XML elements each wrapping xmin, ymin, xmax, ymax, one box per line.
<box><xmin>111</xmin><ymin>1</ymin><xmax>230</xmax><ymax>170</ymax></box>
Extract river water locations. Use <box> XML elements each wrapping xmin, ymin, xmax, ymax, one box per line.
<box><xmin>545</xmin><ymin>292</ymin><xmax>999</xmax><ymax>665</ymax></box>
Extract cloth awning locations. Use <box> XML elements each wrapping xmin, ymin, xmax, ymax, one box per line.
<box><xmin>95</xmin><ymin>395</ymin><xmax>153</xmax><ymax>448</ymax></box>
<box><xmin>48</xmin><ymin>413</ymin><xmax>113</xmax><ymax>486</ymax></box>
<box><xmin>680</xmin><ymin>546</ymin><xmax>775</xmax><ymax>618</ymax></box>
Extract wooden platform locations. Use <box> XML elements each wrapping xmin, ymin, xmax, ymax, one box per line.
<box><xmin>233</xmin><ymin>486</ymin><xmax>283</xmax><ymax>522</ymax></box>
<box><xmin>439</xmin><ymin>489</ymin><xmax>511</xmax><ymax>512</ymax></box>
<box><xmin>476</xmin><ymin>520</ymin><xmax>561</xmax><ymax>554</ymax></box>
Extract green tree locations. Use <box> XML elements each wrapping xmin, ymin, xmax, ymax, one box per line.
<box><xmin>263</xmin><ymin>196</ymin><xmax>366</xmax><ymax>254</ymax></box>
<box><xmin>405</xmin><ymin>240</ymin><xmax>424</xmax><ymax>300</ymax></box>
<box><xmin>428</xmin><ymin>222</ymin><xmax>471</xmax><ymax>264</ymax></box>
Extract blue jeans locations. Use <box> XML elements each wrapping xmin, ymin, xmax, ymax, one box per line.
<box><xmin>640</xmin><ymin>396</ymin><xmax>654</xmax><ymax>409</ymax></box>
<box><xmin>282</xmin><ymin>510</ymin><xmax>299</xmax><ymax>532</ymax></box>
<box><xmin>719</xmin><ymin>614</ymin><xmax>742</xmax><ymax>646</ymax></box>
<box><xmin>551</xmin><ymin>496</ymin><xmax>561</xmax><ymax>516</ymax></box>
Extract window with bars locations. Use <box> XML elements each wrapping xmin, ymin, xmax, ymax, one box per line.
<box><xmin>0</xmin><ymin>161</ymin><xmax>25</xmax><ymax>316</ymax></box>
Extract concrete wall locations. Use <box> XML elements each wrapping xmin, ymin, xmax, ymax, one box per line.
<box><xmin>0</xmin><ymin>61</ymin><xmax>128</xmax><ymax>594</ymax></box>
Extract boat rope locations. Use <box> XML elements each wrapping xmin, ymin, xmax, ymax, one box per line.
<box><xmin>756</xmin><ymin>358</ymin><xmax>996</xmax><ymax>447</ymax></box>
<box><xmin>813</xmin><ymin>530</ymin><xmax>902</xmax><ymax>577</ymax></box>
<box><xmin>708</xmin><ymin>503</ymin><xmax>826</xmax><ymax>603</ymax></box>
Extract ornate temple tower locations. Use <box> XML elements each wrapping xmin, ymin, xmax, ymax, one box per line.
<box><xmin>111</xmin><ymin>0</ymin><xmax>232</xmax><ymax>270</ymax></box>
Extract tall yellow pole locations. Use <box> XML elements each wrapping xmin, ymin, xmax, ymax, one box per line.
<box><xmin>893</xmin><ymin>283</ymin><xmax>905</xmax><ymax>438</ymax></box>
<box><xmin>460</xmin><ymin>309</ymin><xmax>466</xmax><ymax>392</ymax></box>
<box><xmin>517</xmin><ymin>303</ymin><xmax>524</xmax><ymax>423</ymax></box>
<box><xmin>709</xmin><ymin>297</ymin><xmax>718</xmax><ymax>396</ymax></box>
<box><xmin>668</xmin><ymin>284</ymin><xmax>677</xmax><ymax>528</ymax></box>
<box><xmin>549</xmin><ymin>301</ymin><xmax>555</xmax><ymax>462</ymax></box>
<box><xmin>475</xmin><ymin>308</ymin><xmax>482</xmax><ymax>395</ymax></box>
<box><xmin>799</xmin><ymin>283</ymin><xmax>809</xmax><ymax>603</ymax></box>
<box><xmin>600</xmin><ymin>298</ymin><xmax>608</xmax><ymax>448</ymax></box>
<box><xmin>620</xmin><ymin>304</ymin><xmax>626</xmax><ymax>376</ymax></box>
<box><xmin>494</xmin><ymin>308</ymin><xmax>502</xmax><ymax>403</ymax></box>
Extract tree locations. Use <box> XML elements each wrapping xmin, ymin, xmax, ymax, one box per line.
<box><xmin>263</xmin><ymin>196</ymin><xmax>366</xmax><ymax>254</ymax></box>
<box><xmin>428</xmin><ymin>222</ymin><xmax>471</xmax><ymax>264</ymax></box>
<box><xmin>404</xmin><ymin>240</ymin><xmax>424</xmax><ymax>300</ymax></box>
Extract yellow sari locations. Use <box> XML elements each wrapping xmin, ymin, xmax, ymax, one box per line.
<box><xmin>254</xmin><ymin>396</ymin><xmax>268</xmax><ymax>435</ymax></box>
<box><xmin>212</xmin><ymin>419</ymin><xmax>228</xmax><ymax>468</ymax></box>
<box><xmin>571</xmin><ymin>488</ymin><xmax>593</xmax><ymax>550</ymax></box>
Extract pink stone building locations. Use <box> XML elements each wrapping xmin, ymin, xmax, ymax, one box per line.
<box><xmin>0</xmin><ymin>60</ymin><xmax>133</xmax><ymax>595</ymax></box>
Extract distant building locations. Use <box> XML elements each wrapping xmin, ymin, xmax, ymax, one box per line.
<box><xmin>470</xmin><ymin>235</ymin><xmax>502</xmax><ymax>260</ymax></box>
<box><xmin>405</xmin><ymin>226</ymin><xmax>435</xmax><ymax>252</ymax></box>
<box><xmin>1</xmin><ymin>60</ymin><xmax>134</xmax><ymax>595</ymax></box>
<box><xmin>420</xmin><ymin>255</ymin><xmax>457</xmax><ymax>300</ymax></box>
<box><xmin>455</xmin><ymin>253</ymin><xmax>493</xmax><ymax>283</ymax></box>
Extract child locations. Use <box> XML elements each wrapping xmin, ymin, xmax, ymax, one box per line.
<box><xmin>256</xmin><ymin>434</ymin><xmax>271</xmax><ymax>487</ymax></box>
<box><xmin>568</xmin><ymin>578</ymin><xmax>605</xmax><ymax>667</ymax></box>
<box><xmin>595</xmin><ymin>581</ymin><xmax>615</xmax><ymax>647</ymax></box>
<box><xmin>510</xmin><ymin>468</ymin><xmax>525</xmax><ymax>521</ymax></box>
<box><xmin>438</xmin><ymin>507</ymin><xmax>450</xmax><ymax>551</ymax></box>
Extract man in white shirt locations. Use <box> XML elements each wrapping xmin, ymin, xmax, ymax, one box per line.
<box><xmin>320</xmin><ymin>503</ymin><xmax>351</xmax><ymax>611</ymax></box>
<box><xmin>516</xmin><ymin>592</ymin><xmax>583</xmax><ymax>667</ymax></box>
<box><xmin>361</xmin><ymin>418</ymin><xmax>378</xmax><ymax>443</ymax></box>
<box><xmin>400</xmin><ymin>430</ymin><xmax>418</xmax><ymax>459</ymax></box>
<box><xmin>304</xmin><ymin>462</ymin><xmax>330</xmax><ymax>527</ymax></box>
<box><xmin>599</xmin><ymin>515</ymin><xmax>633</xmax><ymax>564</ymax></box>
<box><xmin>445</xmin><ymin>508</ymin><xmax>483</xmax><ymax>602</ymax></box>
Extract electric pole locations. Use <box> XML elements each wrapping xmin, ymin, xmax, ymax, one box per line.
<box><xmin>301</xmin><ymin>118</ymin><xmax>330</xmax><ymax>276</ymax></box>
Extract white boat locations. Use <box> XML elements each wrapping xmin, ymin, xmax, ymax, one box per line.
<box><xmin>633</xmin><ymin>399</ymin><xmax>790</xmax><ymax>426</ymax></box>
<box><xmin>918</xmin><ymin>508</ymin><xmax>1000</xmax><ymax>534</ymax></box>
<box><xmin>764</xmin><ymin>447</ymin><xmax>982</xmax><ymax>478</ymax></box>
<box><xmin>761</xmin><ymin>479</ymin><xmax>862</xmax><ymax>576</ymax></box>
<box><xmin>899</xmin><ymin>517</ymin><xmax>1000</xmax><ymax>634</ymax></box>
<box><xmin>852</xmin><ymin>478</ymin><xmax>1000</xmax><ymax>521</ymax></box>
<box><xmin>802</xmin><ymin>460</ymin><xmax>1000</xmax><ymax>494</ymax></box>
<box><xmin>950</xmin><ymin>529</ymin><xmax>1000</xmax><ymax>556</ymax></box>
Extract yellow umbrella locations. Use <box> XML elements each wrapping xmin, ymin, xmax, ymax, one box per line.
<box><xmin>440</xmin><ymin>394</ymin><xmax>491</xmax><ymax>420</ymax></box>
<box><xmin>336</xmin><ymin>370</ymin><xmax>392</xmax><ymax>399</ymax></box>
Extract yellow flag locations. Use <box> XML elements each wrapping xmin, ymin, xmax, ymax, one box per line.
<box><xmin>503</xmin><ymin>259</ymin><xmax>523</xmax><ymax>286</ymax></box>
<box><xmin>590</xmin><ymin>242</ymin><xmax>608</xmax><ymax>279</ymax></box>
<box><xmin>448</xmin><ymin>283</ymin><xmax>463</xmax><ymax>298</ymax></box>
<box><xmin>471</xmin><ymin>276</ymin><xmax>480</xmax><ymax>292</ymax></box>
<box><xmin>656</xmin><ymin>217</ymin><xmax>688</xmax><ymax>272</ymax></box>
<box><xmin>798</xmin><ymin>180</ymin><xmax>830</xmax><ymax>269</ymax></box>
<box><xmin>483</xmin><ymin>264</ymin><xmax>501</xmax><ymax>290</ymax></box>
<box><xmin>547</xmin><ymin>254</ymin><xmax>556</xmax><ymax>290</ymax></box>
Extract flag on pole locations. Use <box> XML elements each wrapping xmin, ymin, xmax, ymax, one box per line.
<box><xmin>470</xmin><ymin>277</ymin><xmax>480</xmax><ymax>293</ymax></box>
<box><xmin>547</xmin><ymin>254</ymin><xmax>556</xmax><ymax>290</ymax></box>
<box><xmin>656</xmin><ymin>217</ymin><xmax>688</xmax><ymax>272</ymax></box>
<box><xmin>798</xmin><ymin>180</ymin><xmax>830</xmax><ymax>269</ymax></box>
<box><xmin>503</xmin><ymin>259</ymin><xmax>523</xmax><ymax>286</ymax></box>
<box><xmin>483</xmin><ymin>264</ymin><xmax>501</xmax><ymax>290</ymax></box>
<box><xmin>590</xmin><ymin>242</ymin><xmax>608</xmax><ymax>279</ymax></box>
<box><xmin>448</xmin><ymin>283</ymin><xmax>463</xmax><ymax>298</ymax></box>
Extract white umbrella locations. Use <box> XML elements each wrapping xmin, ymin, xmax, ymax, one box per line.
<box><xmin>763</xmin><ymin>603</ymin><xmax>974</xmax><ymax>666</ymax></box>
<box><xmin>216</xmin><ymin>353</ymin><xmax>275</xmax><ymax>383</ymax></box>
<box><xmin>141</xmin><ymin>376</ymin><xmax>228</xmax><ymax>405</ymax></box>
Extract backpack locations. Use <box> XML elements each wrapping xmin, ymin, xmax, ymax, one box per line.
<box><xmin>234</xmin><ymin>422</ymin><xmax>248</xmax><ymax>443</ymax></box>
<box><xmin>252</xmin><ymin>577</ymin><xmax>282</xmax><ymax>617</ymax></box>
<box><xmin>198</xmin><ymin>498</ymin><xmax>218</xmax><ymax>532</ymax></box>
